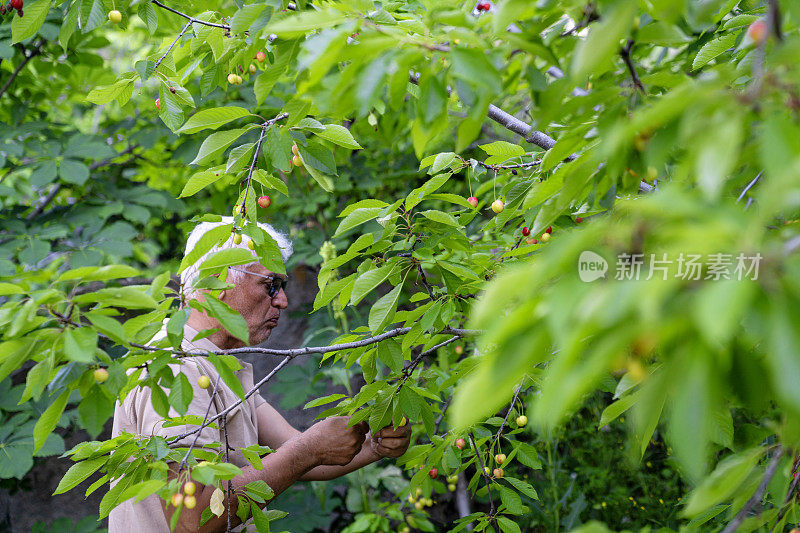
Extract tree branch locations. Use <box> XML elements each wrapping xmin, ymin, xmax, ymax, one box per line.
<box><xmin>468</xmin><ymin>432</ymin><xmax>495</xmax><ymax>516</ymax></box>
<box><xmin>768</xmin><ymin>0</ymin><xmax>783</xmax><ymax>41</ymax></box>
<box><xmin>151</xmin><ymin>0</ymin><xmax>231</xmax><ymax>30</ymax></box>
<box><xmin>154</xmin><ymin>20</ymin><xmax>193</xmax><ymax>71</ymax></box>
<box><xmin>721</xmin><ymin>447</ymin><xmax>784</xmax><ymax>533</ymax></box>
<box><xmin>0</xmin><ymin>40</ymin><xmax>44</xmax><ymax>99</ymax></box>
<box><xmin>621</xmin><ymin>39</ymin><xmax>645</xmax><ymax>94</ymax></box>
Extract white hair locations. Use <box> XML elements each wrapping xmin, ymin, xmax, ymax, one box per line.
<box><xmin>181</xmin><ymin>216</ymin><xmax>293</xmax><ymax>299</ymax></box>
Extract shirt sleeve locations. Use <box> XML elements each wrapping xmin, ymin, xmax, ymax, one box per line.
<box><xmin>130</xmin><ymin>362</ymin><xmax>221</xmax><ymax>450</ymax></box>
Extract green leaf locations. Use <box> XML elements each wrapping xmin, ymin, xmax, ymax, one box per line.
<box><xmin>177</xmin><ymin>107</ymin><xmax>251</xmax><ymax>134</ymax></box>
<box><xmin>420</xmin><ymin>210</ymin><xmax>461</xmax><ymax>227</ymax></box>
<box><xmin>251</xmin><ymin>169</ymin><xmax>289</xmax><ymax>196</ymax></box>
<box><xmin>267</xmin><ymin>8</ymin><xmax>347</xmax><ymax>37</ymax></box>
<box><xmin>72</xmin><ymin>286</ymin><xmax>159</xmax><ymax>310</ymax></box>
<box><xmin>63</xmin><ymin>328</ymin><xmax>98</xmax><ymax>363</ymax></box>
<box><xmin>168</xmin><ymin>373</ymin><xmax>194</xmax><ymax>415</ymax></box>
<box><xmin>190</xmin><ymin>128</ymin><xmax>249</xmax><ymax>166</ymax></box>
<box><xmin>478</xmin><ymin>141</ymin><xmax>525</xmax><ymax>159</ymax></box>
<box><xmin>179</xmin><ymin>223</ymin><xmax>233</xmax><ymax>273</ymax></box>
<box><xmin>197</xmin><ymin>248</ymin><xmax>256</xmax><ymax>277</ymax></box>
<box><xmin>450</xmin><ymin>48</ymin><xmax>502</xmax><ymax>93</ymax></box>
<box><xmin>692</xmin><ymin>32</ymin><xmax>739</xmax><ymax>71</ymax></box>
<box><xmin>334</xmin><ymin>207</ymin><xmax>383</xmax><ymax>237</ymax></box>
<box><xmin>368</xmin><ymin>283</ymin><xmax>403</xmax><ymax>334</ymax></box>
<box><xmin>201</xmin><ymin>295</ymin><xmax>250</xmax><ymax>344</ymax></box>
<box><xmin>59</xmin><ymin>159</ymin><xmax>90</xmax><ymax>185</ymax></box>
<box><xmin>0</xmin><ymin>283</ymin><xmax>25</xmax><ymax>295</ymax></box>
<box><xmin>53</xmin><ymin>457</ymin><xmax>107</xmax><ymax>495</ymax></box>
<box><xmin>314</xmin><ymin>124</ymin><xmax>362</xmax><ymax>149</ymax></box>
<box><xmin>683</xmin><ymin>448</ymin><xmax>763</xmax><ymax>517</ymax></box>
<box><xmin>56</xmin><ymin>265</ymin><xmax>140</xmax><ymax>282</ymax></box>
<box><xmin>254</xmin><ymin>40</ymin><xmax>300</xmax><ymax>105</ymax></box>
<box><xmin>180</xmin><ymin>169</ymin><xmax>226</xmax><ymax>197</ymax></box>
<box><xmin>351</xmin><ymin>264</ymin><xmax>396</xmax><ymax>305</ymax></box>
<box><xmin>11</xmin><ymin>0</ymin><xmax>51</xmax><ymax>43</ymax></box>
<box><xmin>34</xmin><ymin>389</ymin><xmax>69</xmax><ymax>453</ymax></box>
<box><xmin>209</xmin><ymin>353</ymin><xmax>247</xmax><ymax>400</ymax></box>
<box><xmin>571</xmin><ymin>0</ymin><xmax>637</xmax><ymax>80</ymax></box>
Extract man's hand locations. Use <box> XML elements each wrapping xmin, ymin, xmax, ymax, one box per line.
<box><xmin>301</xmin><ymin>416</ymin><xmax>370</xmax><ymax>466</ymax></box>
<box><xmin>370</xmin><ymin>422</ymin><xmax>412</xmax><ymax>458</ymax></box>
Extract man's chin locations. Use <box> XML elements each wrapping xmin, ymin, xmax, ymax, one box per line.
<box><xmin>251</xmin><ymin>329</ymin><xmax>272</xmax><ymax>346</ymax></box>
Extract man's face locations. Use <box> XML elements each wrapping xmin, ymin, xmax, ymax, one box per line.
<box><xmin>221</xmin><ymin>263</ymin><xmax>288</xmax><ymax>346</ymax></box>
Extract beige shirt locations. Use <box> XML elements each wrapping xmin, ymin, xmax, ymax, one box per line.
<box><xmin>109</xmin><ymin>324</ymin><xmax>267</xmax><ymax>533</ymax></box>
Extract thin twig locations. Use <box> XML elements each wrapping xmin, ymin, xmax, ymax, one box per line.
<box><xmin>468</xmin><ymin>432</ymin><xmax>495</xmax><ymax>516</ymax></box>
<box><xmin>223</xmin><ymin>413</ymin><xmax>233</xmax><ymax>533</ymax></box>
<box><xmin>154</xmin><ymin>20</ymin><xmax>193</xmax><ymax>71</ymax></box>
<box><xmin>151</xmin><ymin>0</ymin><xmax>231</xmax><ymax>30</ymax></box>
<box><xmin>0</xmin><ymin>40</ymin><xmax>44</xmax><ymax>99</ymax></box>
<box><xmin>621</xmin><ymin>39</ymin><xmax>645</xmax><ymax>94</ymax></box>
<box><xmin>240</xmin><ymin>121</ymin><xmax>271</xmax><ymax>218</ymax></box>
<box><xmin>167</xmin><ymin>356</ymin><xmax>292</xmax><ymax>445</ymax></box>
<box><xmin>737</xmin><ymin>172</ymin><xmax>762</xmax><ymax>203</ymax></box>
<box><xmin>475</xmin><ymin>159</ymin><xmax>541</xmax><ymax>171</ymax></box>
<box><xmin>178</xmin><ymin>373</ymin><xmax>222</xmax><ymax>470</ymax></box>
<box><xmin>721</xmin><ymin>447</ymin><xmax>784</xmax><ymax>533</ymax></box>
<box><xmin>395</xmin><ymin>335</ymin><xmax>461</xmax><ymax>392</ymax></box>
<box><xmin>492</xmin><ymin>384</ymin><xmax>522</xmax><ymax>448</ymax></box>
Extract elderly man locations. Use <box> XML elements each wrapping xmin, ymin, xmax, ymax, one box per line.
<box><xmin>109</xmin><ymin>218</ymin><xmax>411</xmax><ymax>533</ymax></box>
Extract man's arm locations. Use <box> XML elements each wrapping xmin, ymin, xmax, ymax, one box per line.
<box><xmin>254</xmin><ymin>402</ymin><xmax>412</xmax><ymax>481</ymax></box>
<box><xmin>162</xmin><ymin>417</ymin><xmax>369</xmax><ymax>533</ymax></box>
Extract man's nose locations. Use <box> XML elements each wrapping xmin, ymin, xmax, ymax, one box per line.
<box><xmin>271</xmin><ymin>288</ymin><xmax>288</xmax><ymax>309</ymax></box>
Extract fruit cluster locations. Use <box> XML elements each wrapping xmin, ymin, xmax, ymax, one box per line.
<box><xmin>476</xmin><ymin>2</ymin><xmax>490</xmax><ymax>12</ymax></box>
<box><xmin>0</xmin><ymin>0</ymin><xmax>24</xmax><ymax>17</ymax></box>
<box><xmin>171</xmin><ymin>481</ymin><xmax>197</xmax><ymax>510</ymax></box>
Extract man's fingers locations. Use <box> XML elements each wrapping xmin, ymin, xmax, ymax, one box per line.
<box><xmin>376</xmin><ymin>437</ymin><xmax>407</xmax><ymax>453</ymax></box>
<box><xmin>377</xmin><ymin>425</ymin><xmax>411</xmax><ymax>438</ymax></box>
<box><xmin>353</xmin><ymin>421</ymin><xmax>370</xmax><ymax>435</ymax></box>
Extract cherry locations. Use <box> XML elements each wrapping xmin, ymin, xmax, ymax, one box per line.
<box><xmin>494</xmin><ymin>453</ymin><xmax>506</xmax><ymax>465</ymax></box>
<box><xmin>476</xmin><ymin>2</ymin><xmax>490</xmax><ymax>12</ymax></box>
<box><xmin>155</xmin><ymin>98</ymin><xmax>160</xmax><ymax>111</ymax></box>
<box><xmin>493</xmin><ymin>468</ymin><xmax>504</xmax><ymax>478</ymax></box>
<box><xmin>516</xmin><ymin>415</ymin><xmax>527</xmax><ymax>427</ymax></box>
<box><xmin>93</xmin><ymin>368</ymin><xmax>109</xmax><ymax>383</ymax></box>
<box><xmin>183</xmin><ymin>495</ymin><xmax>196</xmax><ymax>509</ymax></box>
<box><xmin>247</xmin><ymin>240</ymin><xmax>256</xmax><ymax>250</ymax></box>
<box><xmin>258</xmin><ymin>195</ymin><xmax>271</xmax><ymax>208</ymax></box>
<box><xmin>448</xmin><ymin>483</ymin><xmax>456</xmax><ymax>491</ymax></box>
<box><xmin>491</xmin><ymin>199</ymin><xmax>504</xmax><ymax>213</ymax></box>
<box><xmin>454</xmin><ymin>345</ymin><xmax>463</xmax><ymax>355</ymax></box>
<box><xmin>169</xmin><ymin>86</ymin><xmax>176</xmax><ymax>94</ymax></box>
<box><xmin>454</xmin><ymin>438</ymin><xmax>466</xmax><ymax>451</ymax></box>
<box><xmin>249</xmin><ymin>64</ymin><xmax>257</xmax><ymax>74</ymax></box>
<box><xmin>171</xmin><ymin>493</ymin><xmax>183</xmax><ymax>507</ymax></box>
<box><xmin>227</xmin><ymin>73</ymin><xmax>238</xmax><ymax>85</ymax></box>
<box><xmin>197</xmin><ymin>375</ymin><xmax>211</xmax><ymax>389</ymax></box>
<box><xmin>467</xmin><ymin>196</ymin><xmax>479</xmax><ymax>208</ymax></box>
<box><xmin>747</xmin><ymin>19</ymin><xmax>768</xmax><ymax>45</ymax></box>
<box><xmin>291</xmin><ymin>144</ymin><xmax>299</xmax><ymax>156</ymax></box>
<box><xmin>540</xmin><ymin>232</ymin><xmax>551</xmax><ymax>243</ymax></box>
<box><xmin>576</xmin><ymin>217</ymin><xmax>583</xmax><ymax>223</ymax></box>
<box><xmin>292</xmin><ymin>155</ymin><xmax>302</xmax><ymax>168</ymax></box>
<box><xmin>10</xmin><ymin>0</ymin><xmax>22</xmax><ymax>10</ymax></box>
<box><xmin>522</xmin><ymin>227</ymin><xmax>530</xmax><ymax>236</ymax></box>
<box><xmin>526</xmin><ymin>237</ymin><xmax>538</xmax><ymax>245</ymax></box>
<box><xmin>255</xmin><ymin>51</ymin><xmax>266</xmax><ymax>62</ymax></box>
<box><xmin>545</xmin><ymin>226</ymin><xmax>552</xmax><ymax>234</ymax></box>
<box><xmin>183</xmin><ymin>482</ymin><xmax>196</xmax><ymax>496</ymax></box>
<box><xmin>428</xmin><ymin>468</ymin><xmax>438</xmax><ymax>479</ymax></box>
<box><xmin>108</xmin><ymin>9</ymin><xmax>121</xmax><ymax>23</ymax></box>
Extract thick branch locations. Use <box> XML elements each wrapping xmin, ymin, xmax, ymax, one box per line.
<box><xmin>0</xmin><ymin>40</ymin><xmax>44</xmax><ymax>99</ymax></box>
<box><xmin>721</xmin><ymin>447</ymin><xmax>784</xmax><ymax>533</ymax></box>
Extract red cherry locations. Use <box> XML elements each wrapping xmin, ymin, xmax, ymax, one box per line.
<box><xmin>10</xmin><ymin>0</ymin><xmax>22</xmax><ymax>10</ymax></box>
<box><xmin>429</xmin><ymin>468</ymin><xmax>438</xmax><ymax>479</ymax></box>
<box><xmin>258</xmin><ymin>195</ymin><xmax>271</xmax><ymax>208</ymax></box>
<box><xmin>545</xmin><ymin>226</ymin><xmax>552</xmax><ymax>234</ymax></box>
<box><xmin>747</xmin><ymin>20</ymin><xmax>768</xmax><ymax>45</ymax></box>
<box><xmin>576</xmin><ymin>217</ymin><xmax>583</xmax><ymax>223</ymax></box>
<box><xmin>155</xmin><ymin>98</ymin><xmax>160</xmax><ymax>110</ymax></box>
<box><xmin>454</xmin><ymin>438</ymin><xmax>465</xmax><ymax>451</ymax></box>
<box><xmin>467</xmin><ymin>196</ymin><xmax>479</xmax><ymax>208</ymax></box>
<box><xmin>522</xmin><ymin>227</ymin><xmax>530</xmax><ymax>236</ymax></box>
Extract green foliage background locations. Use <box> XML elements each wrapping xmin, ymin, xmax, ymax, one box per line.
<box><xmin>2</xmin><ymin>0</ymin><xmax>800</xmax><ymax>531</ymax></box>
